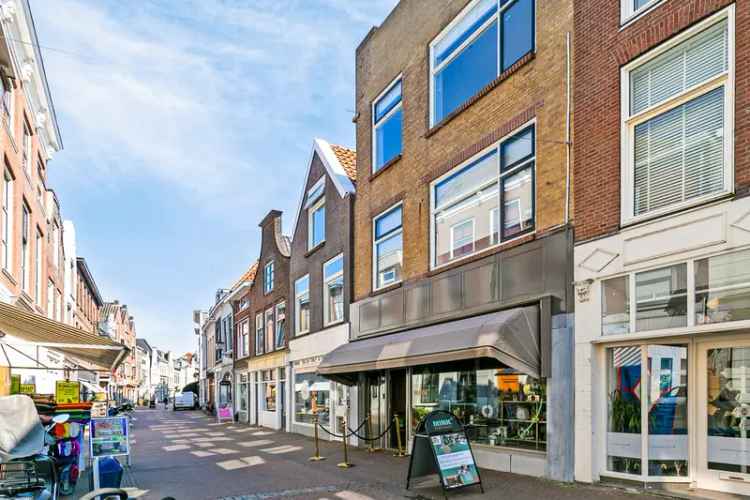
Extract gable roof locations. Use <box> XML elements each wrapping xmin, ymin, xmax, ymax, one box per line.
<box><xmin>291</xmin><ymin>138</ymin><xmax>357</xmax><ymax>234</ymax></box>
<box><xmin>231</xmin><ymin>261</ymin><xmax>258</xmax><ymax>291</ymax></box>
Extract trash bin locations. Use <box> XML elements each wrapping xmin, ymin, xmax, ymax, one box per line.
<box><xmin>98</xmin><ymin>457</ymin><xmax>123</xmax><ymax>488</ymax></box>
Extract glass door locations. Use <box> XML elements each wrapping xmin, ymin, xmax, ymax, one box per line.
<box><xmin>697</xmin><ymin>341</ymin><xmax>750</xmax><ymax>495</ymax></box>
<box><xmin>365</xmin><ymin>372</ymin><xmax>387</xmax><ymax>449</ymax></box>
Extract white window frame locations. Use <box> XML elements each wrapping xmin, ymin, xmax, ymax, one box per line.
<box><xmin>372</xmin><ymin>202</ymin><xmax>403</xmax><ymax>292</ymax></box>
<box><xmin>264</xmin><ymin>307</ymin><xmax>274</xmax><ymax>354</ymax></box>
<box><xmin>449</xmin><ymin>218</ymin><xmax>475</xmax><ymax>260</ymax></box>
<box><xmin>240</xmin><ymin>319</ymin><xmax>250</xmax><ymax>358</ymax></box>
<box><xmin>255</xmin><ymin>312</ymin><xmax>264</xmax><ymax>356</ymax></box>
<box><xmin>620</xmin><ymin>0</ymin><xmax>665</xmax><ymax>26</ymax></box>
<box><xmin>323</xmin><ymin>253</ymin><xmax>344</xmax><ymax>327</ymax></box>
<box><xmin>295</xmin><ymin>274</ymin><xmax>310</xmax><ymax>336</ymax></box>
<box><xmin>619</xmin><ymin>6</ymin><xmax>735</xmax><ymax>226</ymax></box>
<box><xmin>264</xmin><ymin>260</ymin><xmax>274</xmax><ymax>294</ymax></box>
<box><xmin>1</xmin><ymin>168</ymin><xmax>12</xmax><ymax>271</ymax></box>
<box><xmin>275</xmin><ymin>301</ymin><xmax>285</xmax><ymax>349</ymax></box>
<box><xmin>428</xmin><ymin>0</ymin><xmax>535</xmax><ymax>126</ymax></box>
<box><xmin>308</xmin><ymin>195</ymin><xmax>326</xmax><ymax>250</ymax></box>
<box><xmin>371</xmin><ymin>74</ymin><xmax>403</xmax><ymax>174</ymax></box>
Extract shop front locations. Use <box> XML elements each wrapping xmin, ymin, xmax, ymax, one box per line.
<box><xmin>247</xmin><ymin>351</ymin><xmax>287</xmax><ymax>430</ymax></box>
<box><xmin>574</xmin><ymin>197</ymin><xmax>750</xmax><ymax>495</ymax></box>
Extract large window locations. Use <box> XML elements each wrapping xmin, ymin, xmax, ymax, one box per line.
<box><xmin>602</xmin><ymin>276</ymin><xmax>630</xmax><ymax>335</ymax></box>
<box><xmin>372</xmin><ymin>77</ymin><xmax>402</xmax><ymax>172</ymax></box>
<box><xmin>264</xmin><ymin>260</ymin><xmax>274</xmax><ymax>294</ymax></box>
<box><xmin>373</xmin><ymin>204</ymin><xmax>403</xmax><ymax>290</ymax></box>
<box><xmin>295</xmin><ymin>275</ymin><xmax>310</xmax><ymax>335</ymax></box>
<box><xmin>262</xmin><ymin>369</ymin><xmax>276</xmax><ymax>412</ymax></box>
<box><xmin>622</xmin><ymin>11</ymin><xmax>733</xmax><ymax>222</ymax></box>
<box><xmin>1</xmin><ymin>168</ymin><xmax>11</xmax><ymax>270</ymax></box>
<box><xmin>635</xmin><ymin>264</ymin><xmax>687</xmax><ymax>332</ymax></box>
<box><xmin>323</xmin><ymin>254</ymin><xmax>344</xmax><ymax>326</ymax></box>
<box><xmin>264</xmin><ymin>308</ymin><xmax>274</xmax><ymax>354</ymax></box>
<box><xmin>430</xmin><ymin>0</ymin><xmax>534</xmax><ymax>125</ymax></box>
<box><xmin>432</xmin><ymin>125</ymin><xmax>534</xmax><ymax>268</ymax></box>
<box><xmin>239</xmin><ymin>319</ymin><xmax>250</xmax><ymax>358</ymax></box>
<box><xmin>606</xmin><ymin>345</ymin><xmax>688</xmax><ymax>478</ymax></box>
<box><xmin>255</xmin><ymin>312</ymin><xmax>264</xmax><ymax>356</ymax></box>
<box><xmin>294</xmin><ymin>373</ymin><xmax>330</xmax><ymax>426</ymax></box>
<box><xmin>306</xmin><ymin>178</ymin><xmax>326</xmax><ymax>250</ymax></box>
<box><xmin>238</xmin><ymin>373</ymin><xmax>248</xmax><ymax>413</ymax></box>
<box><xmin>411</xmin><ymin>360</ymin><xmax>546</xmax><ymax>451</ymax></box>
<box><xmin>275</xmin><ymin>302</ymin><xmax>286</xmax><ymax>349</ymax></box>
<box><xmin>696</xmin><ymin>249</ymin><xmax>750</xmax><ymax>324</ymax></box>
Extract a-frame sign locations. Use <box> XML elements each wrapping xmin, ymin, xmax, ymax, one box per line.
<box><xmin>406</xmin><ymin>410</ymin><xmax>484</xmax><ymax>496</ymax></box>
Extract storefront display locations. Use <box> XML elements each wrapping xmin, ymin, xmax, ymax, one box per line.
<box><xmin>411</xmin><ymin>360</ymin><xmax>546</xmax><ymax>451</ymax></box>
<box><xmin>294</xmin><ymin>373</ymin><xmax>330</xmax><ymax>425</ymax></box>
<box><xmin>262</xmin><ymin>370</ymin><xmax>276</xmax><ymax>412</ymax></box>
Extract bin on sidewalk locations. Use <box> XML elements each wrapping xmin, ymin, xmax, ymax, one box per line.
<box><xmin>98</xmin><ymin>457</ymin><xmax>123</xmax><ymax>488</ymax></box>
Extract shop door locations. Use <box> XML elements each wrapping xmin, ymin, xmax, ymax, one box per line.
<box><xmin>697</xmin><ymin>341</ymin><xmax>750</xmax><ymax>495</ymax></box>
<box><xmin>365</xmin><ymin>372</ymin><xmax>387</xmax><ymax>449</ymax></box>
<box><xmin>389</xmin><ymin>369</ymin><xmax>407</xmax><ymax>450</ymax></box>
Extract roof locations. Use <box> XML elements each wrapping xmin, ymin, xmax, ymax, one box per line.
<box><xmin>76</xmin><ymin>258</ymin><xmax>103</xmax><ymax>307</ymax></box>
<box><xmin>291</xmin><ymin>138</ymin><xmax>357</xmax><ymax>233</ymax></box>
<box><xmin>0</xmin><ymin>301</ymin><xmax>129</xmax><ymax>371</ymax></box>
<box><xmin>330</xmin><ymin>144</ymin><xmax>357</xmax><ymax>183</ymax></box>
<box><xmin>231</xmin><ymin>261</ymin><xmax>258</xmax><ymax>290</ymax></box>
<box><xmin>136</xmin><ymin>338</ymin><xmax>151</xmax><ymax>352</ymax></box>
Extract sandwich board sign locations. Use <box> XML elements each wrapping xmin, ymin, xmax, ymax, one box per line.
<box><xmin>90</xmin><ymin>416</ymin><xmax>130</xmax><ymax>491</ymax></box>
<box><xmin>407</xmin><ymin>410</ymin><xmax>483</xmax><ymax>495</ymax></box>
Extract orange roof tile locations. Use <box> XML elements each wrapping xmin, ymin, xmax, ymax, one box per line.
<box><xmin>231</xmin><ymin>261</ymin><xmax>258</xmax><ymax>291</ymax></box>
<box><xmin>330</xmin><ymin>144</ymin><xmax>357</xmax><ymax>183</ymax></box>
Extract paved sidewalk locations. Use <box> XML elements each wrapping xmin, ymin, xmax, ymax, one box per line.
<box><xmin>124</xmin><ymin>408</ymin><xmax>665</xmax><ymax>500</ymax></box>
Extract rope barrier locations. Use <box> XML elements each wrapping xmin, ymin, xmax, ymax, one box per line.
<box><xmin>316</xmin><ymin>415</ymin><xmax>368</xmax><ymax>439</ymax></box>
<box><xmin>347</xmin><ymin>418</ymin><xmax>395</xmax><ymax>442</ymax></box>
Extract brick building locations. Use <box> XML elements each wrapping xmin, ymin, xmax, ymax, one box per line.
<box><xmin>230</xmin><ymin>261</ymin><xmax>257</xmax><ymax>422</ymax></box>
<box><xmin>318</xmin><ymin>0</ymin><xmax>575</xmax><ymax>480</ymax></box>
<box><xmin>100</xmin><ymin>301</ymin><xmax>138</xmax><ymax>402</ymax></box>
<box><xmin>572</xmin><ymin>0</ymin><xmax>750</xmax><ymax>494</ymax></box>
<box><xmin>75</xmin><ymin>257</ymin><xmax>103</xmax><ymax>333</ymax></box>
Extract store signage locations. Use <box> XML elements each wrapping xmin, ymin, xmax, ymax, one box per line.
<box><xmin>55</xmin><ymin>380</ymin><xmax>80</xmax><ymax>404</ymax></box>
<box><xmin>19</xmin><ymin>383</ymin><xmax>35</xmax><ymax>394</ymax></box>
<box><xmin>91</xmin><ymin>416</ymin><xmax>130</xmax><ymax>458</ymax></box>
<box><xmin>407</xmin><ymin>410</ymin><xmax>483</xmax><ymax>494</ymax></box>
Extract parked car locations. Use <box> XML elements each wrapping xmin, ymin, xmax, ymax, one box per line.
<box><xmin>173</xmin><ymin>392</ymin><xmax>196</xmax><ymax>411</ymax></box>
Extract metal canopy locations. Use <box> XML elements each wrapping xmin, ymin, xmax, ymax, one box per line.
<box><xmin>318</xmin><ymin>305</ymin><xmax>540</xmax><ymax>385</ymax></box>
<box><xmin>0</xmin><ymin>302</ymin><xmax>128</xmax><ymax>372</ymax></box>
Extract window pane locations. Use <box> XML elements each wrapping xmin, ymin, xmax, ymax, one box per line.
<box><xmin>500</xmin><ymin>127</ymin><xmax>533</xmax><ymax>171</ymax></box>
<box><xmin>634</xmin><ymin>0</ymin><xmax>651</xmax><ymax>9</ymax></box>
<box><xmin>434</xmin><ymin>22</ymin><xmax>498</xmax><ymax>123</ymax></box>
<box><xmin>375</xmin><ymin>206</ymin><xmax>402</xmax><ymax>239</ymax></box>
<box><xmin>696</xmin><ymin>249</ymin><xmax>750</xmax><ymax>325</ymax></box>
<box><xmin>434</xmin><ymin>0</ymin><xmax>497</xmax><ymax>66</ymax></box>
<box><xmin>630</xmin><ymin>20</ymin><xmax>727</xmax><ymax>115</ymax></box>
<box><xmin>275</xmin><ymin>303</ymin><xmax>286</xmax><ymax>349</ymax></box>
<box><xmin>294</xmin><ymin>373</ymin><xmax>330</xmax><ymax>425</ymax></box>
<box><xmin>295</xmin><ymin>275</ymin><xmax>309</xmax><ymax>296</ymax></box>
<box><xmin>435</xmin><ymin>150</ymin><xmax>498</xmax><ymax>209</ymax></box>
<box><xmin>265</xmin><ymin>310</ymin><xmax>274</xmax><ymax>353</ymax></box>
<box><xmin>635</xmin><ymin>264</ymin><xmax>687</xmax><ymax>331</ymax></box>
<box><xmin>311</xmin><ymin>204</ymin><xmax>325</xmax><ymax>247</ymax></box>
<box><xmin>376</xmin><ymin>232</ymin><xmax>402</xmax><ymax>288</ymax></box>
<box><xmin>634</xmin><ymin>87</ymin><xmax>724</xmax><ymax>216</ymax></box>
<box><xmin>647</xmin><ymin>345</ymin><xmax>688</xmax><ymax>477</ymax></box>
<box><xmin>607</xmin><ymin>346</ymin><xmax>642</xmax><ymax>475</ymax></box>
<box><xmin>374</xmin><ymin>80</ymin><xmax>402</xmax><ymax>123</ymax></box>
<box><xmin>324</xmin><ymin>255</ymin><xmax>343</xmax><ymax>280</ymax></box>
<box><xmin>375</xmin><ymin>108</ymin><xmax>402</xmax><ymax>170</ymax></box>
<box><xmin>602</xmin><ymin>276</ymin><xmax>630</xmax><ymax>335</ymax></box>
<box><xmin>501</xmin><ymin>0</ymin><xmax>534</xmax><ymax>72</ymax></box>
<box><xmin>707</xmin><ymin>348</ymin><xmax>750</xmax><ymax>473</ymax></box>
<box><xmin>450</xmin><ymin>219</ymin><xmax>474</xmax><ymax>259</ymax></box>
<box><xmin>435</xmin><ymin>185</ymin><xmax>498</xmax><ymax>266</ymax></box>
<box><xmin>502</xmin><ymin>165</ymin><xmax>533</xmax><ymax>239</ymax></box>
<box><xmin>326</xmin><ymin>275</ymin><xmax>344</xmax><ymax>324</ymax></box>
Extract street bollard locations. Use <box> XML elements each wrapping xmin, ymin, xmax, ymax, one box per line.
<box><xmin>393</xmin><ymin>413</ymin><xmax>406</xmax><ymax>457</ymax></box>
<box><xmin>337</xmin><ymin>413</ymin><xmax>354</xmax><ymax>468</ymax></box>
<box><xmin>309</xmin><ymin>413</ymin><xmax>326</xmax><ymax>461</ymax></box>
<box><xmin>366</xmin><ymin>416</ymin><xmax>381</xmax><ymax>453</ymax></box>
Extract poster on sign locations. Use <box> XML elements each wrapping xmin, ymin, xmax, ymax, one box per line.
<box><xmin>55</xmin><ymin>380</ymin><xmax>80</xmax><ymax>404</ymax></box>
<box><xmin>217</xmin><ymin>404</ymin><xmax>233</xmax><ymax>423</ymax></box>
<box><xmin>90</xmin><ymin>416</ymin><xmax>129</xmax><ymax>458</ymax></box>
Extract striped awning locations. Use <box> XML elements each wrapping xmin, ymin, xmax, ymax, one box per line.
<box><xmin>0</xmin><ymin>302</ymin><xmax>128</xmax><ymax>371</ymax></box>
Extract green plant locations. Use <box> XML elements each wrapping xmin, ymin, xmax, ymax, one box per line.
<box><xmin>609</xmin><ymin>389</ymin><xmax>641</xmax><ymax>433</ymax></box>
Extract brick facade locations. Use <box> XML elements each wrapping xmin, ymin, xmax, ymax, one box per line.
<box><xmin>353</xmin><ymin>0</ymin><xmax>574</xmax><ymax>301</ymax></box>
<box><xmin>573</xmin><ymin>0</ymin><xmax>749</xmax><ymax>243</ymax></box>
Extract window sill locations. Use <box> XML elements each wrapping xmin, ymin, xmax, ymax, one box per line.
<box><xmin>620</xmin><ymin>191</ymin><xmax>734</xmax><ymax>230</ymax></box>
<box><xmin>323</xmin><ymin>319</ymin><xmax>345</xmax><ymax>329</ymax></box>
<box><xmin>369</xmin><ymin>281</ymin><xmax>402</xmax><ymax>298</ymax></box>
<box><xmin>425</xmin><ymin>51</ymin><xmax>535</xmax><ymax>139</ymax></box>
<box><xmin>305</xmin><ymin>241</ymin><xmax>325</xmax><ymax>257</ymax></box>
<box><xmin>368</xmin><ymin>154</ymin><xmax>402</xmax><ymax>182</ymax></box>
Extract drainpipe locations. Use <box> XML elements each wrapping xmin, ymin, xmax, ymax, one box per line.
<box><xmin>564</xmin><ymin>31</ymin><xmax>572</xmax><ymax>226</ymax></box>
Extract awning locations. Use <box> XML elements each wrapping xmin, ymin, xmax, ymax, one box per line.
<box><xmin>0</xmin><ymin>302</ymin><xmax>128</xmax><ymax>372</ymax></box>
<box><xmin>318</xmin><ymin>305</ymin><xmax>540</xmax><ymax>385</ymax></box>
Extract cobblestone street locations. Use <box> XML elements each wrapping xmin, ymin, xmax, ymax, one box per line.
<box><xmin>120</xmin><ymin>409</ymin><xmax>663</xmax><ymax>500</ymax></box>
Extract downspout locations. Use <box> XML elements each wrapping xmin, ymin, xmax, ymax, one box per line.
<box><xmin>564</xmin><ymin>31</ymin><xmax>572</xmax><ymax>226</ymax></box>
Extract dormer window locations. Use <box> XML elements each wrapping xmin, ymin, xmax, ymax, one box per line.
<box><xmin>305</xmin><ymin>177</ymin><xmax>325</xmax><ymax>250</ymax></box>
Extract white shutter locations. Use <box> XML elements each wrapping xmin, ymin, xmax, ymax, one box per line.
<box><xmin>630</xmin><ymin>20</ymin><xmax>727</xmax><ymax>115</ymax></box>
<box><xmin>634</xmin><ymin>87</ymin><xmax>724</xmax><ymax>215</ymax></box>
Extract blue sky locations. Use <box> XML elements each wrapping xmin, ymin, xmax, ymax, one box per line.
<box><xmin>32</xmin><ymin>0</ymin><xmax>398</xmax><ymax>354</ymax></box>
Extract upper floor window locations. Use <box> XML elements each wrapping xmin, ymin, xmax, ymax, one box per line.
<box><xmin>431</xmin><ymin>124</ymin><xmax>534</xmax><ymax>268</ymax></box>
<box><xmin>430</xmin><ymin>0</ymin><xmax>534</xmax><ymax>125</ymax></box>
<box><xmin>264</xmin><ymin>260</ymin><xmax>274</xmax><ymax>294</ymax></box>
<box><xmin>323</xmin><ymin>254</ymin><xmax>344</xmax><ymax>326</ymax></box>
<box><xmin>295</xmin><ymin>275</ymin><xmax>310</xmax><ymax>335</ymax></box>
<box><xmin>621</xmin><ymin>0</ymin><xmax>663</xmax><ymax>24</ymax></box>
<box><xmin>255</xmin><ymin>312</ymin><xmax>264</xmax><ymax>356</ymax></box>
<box><xmin>52</xmin><ymin>222</ymin><xmax>60</xmax><ymax>268</ymax></box>
<box><xmin>264</xmin><ymin>308</ymin><xmax>274</xmax><ymax>354</ymax></box>
<box><xmin>239</xmin><ymin>296</ymin><xmax>249</xmax><ymax>311</ymax></box>
<box><xmin>0</xmin><ymin>77</ymin><xmax>12</xmax><ymax>130</ymax></box>
<box><xmin>373</xmin><ymin>203</ymin><xmax>403</xmax><ymax>290</ymax></box>
<box><xmin>1</xmin><ymin>168</ymin><xmax>12</xmax><ymax>271</ymax></box>
<box><xmin>275</xmin><ymin>301</ymin><xmax>286</xmax><ymax>349</ymax></box>
<box><xmin>34</xmin><ymin>229</ymin><xmax>42</xmax><ymax>304</ymax></box>
<box><xmin>621</xmin><ymin>10</ymin><xmax>733</xmax><ymax>224</ymax></box>
<box><xmin>46</xmin><ymin>280</ymin><xmax>54</xmax><ymax>319</ymax></box>
<box><xmin>372</xmin><ymin>77</ymin><xmax>402</xmax><ymax>172</ymax></box>
<box><xmin>22</xmin><ymin>121</ymin><xmax>31</xmax><ymax>177</ymax></box>
<box><xmin>306</xmin><ymin>178</ymin><xmax>326</xmax><ymax>249</ymax></box>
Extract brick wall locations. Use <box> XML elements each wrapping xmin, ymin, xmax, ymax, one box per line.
<box><xmin>353</xmin><ymin>0</ymin><xmax>574</xmax><ymax>301</ymax></box>
<box><xmin>573</xmin><ymin>0</ymin><xmax>748</xmax><ymax>243</ymax></box>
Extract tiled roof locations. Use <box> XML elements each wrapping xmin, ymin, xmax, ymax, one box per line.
<box><xmin>231</xmin><ymin>261</ymin><xmax>258</xmax><ymax>290</ymax></box>
<box><xmin>330</xmin><ymin>144</ymin><xmax>356</xmax><ymax>183</ymax></box>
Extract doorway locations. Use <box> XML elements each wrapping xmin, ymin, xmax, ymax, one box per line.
<box><xmin>390</xmin><ymin>369</ymin><xmax>407</xmax><ymax>450</ymax></box>
<box><xmin>365</xmin><ymin>372</ymin><xmax>386</xmax><ymax>448</ymax></box>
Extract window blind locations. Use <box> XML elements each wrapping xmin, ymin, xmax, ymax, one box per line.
<box><xmin>630</xmin><ymin>20</ymin><xmax>727</xmax><ymax>115</ymax></box>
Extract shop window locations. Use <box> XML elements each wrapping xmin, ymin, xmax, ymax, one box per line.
<box><xmin>410</xmin><ymin>360</ymin><xmax>546</xmax><ymax>451</ymax></box>
<box><xmin>695</xmin><ymin>249</ymin><xmax>750</xmax><ymax>325</ymax></box>
<box><xmin>238</xmin><ymin>374</ymin><xmax>248</xmax><ymax>412</ymax></box>
<box><xmin>323</xmin><ymin>254</ymin><xmax>344</xmax><ymax>326</ymax></box>
<box><xmin>262</xmin><ymin>370</ymin><xmax>277</xmax><ymax>412</ymax></box>
<box><xmin>602</xmin><ymin>276</ymin><xmax>630</xmax><ymax>335</ymax></box>
<box><xmin>607</xmin><ymin>346</ymin><xmax>642</xmax><ymax>475</ymax></box>
<box><xmin>294</xmin><ymin>373</ymin><xmax>330</xmax><ymax>426</ymax></box>
<box><xmin>372</xmin><ymin>77</ymin><xmax>402</xmax><ymax>172</ymax></box>
<box><xmin>635</xmin><ymin>264</ymin><xmax>687</xmax><ymax>332</ymax></box>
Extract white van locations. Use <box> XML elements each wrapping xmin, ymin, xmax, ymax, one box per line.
<box><xmin>173</xmin><ymin>392</ymin><xmax>196</xmax><ymax>410</ymax></box>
